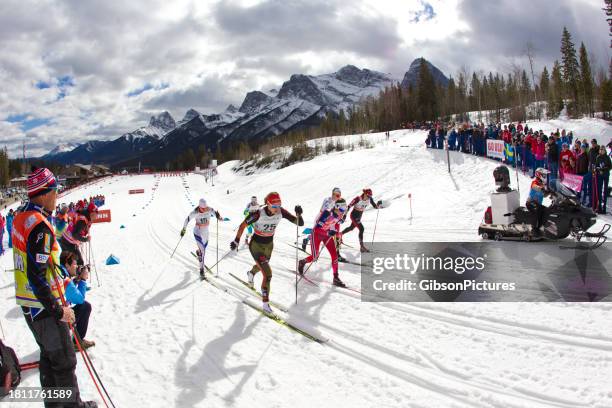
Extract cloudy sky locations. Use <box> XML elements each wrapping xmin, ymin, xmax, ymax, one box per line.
<box><xmin>0</xmin><ymin>0</ymin><xmax>609</xmax><ymax>157</ymax></box>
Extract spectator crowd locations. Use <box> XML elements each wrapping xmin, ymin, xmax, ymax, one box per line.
<box><xmin>426</xmin><ymin>121</ymin><xmax>612</xmax><ymax>214</ymax></box>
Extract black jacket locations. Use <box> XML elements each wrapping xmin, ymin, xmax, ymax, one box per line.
<box><xmin>595</xmin><ymin>154</ymin><xmax>612</xmax><ymax>175</ymax></box>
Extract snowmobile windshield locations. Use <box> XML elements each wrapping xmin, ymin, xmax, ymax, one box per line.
<box><xmin>552</xmin><ymin>180</ymin><xmax>578</xmax><ymax>198</ymax></box>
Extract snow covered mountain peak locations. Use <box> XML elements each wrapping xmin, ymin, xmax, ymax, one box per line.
<box><xmin>46</xmin><ymin>142</ymin><xmax>80</xmax><ymax>156</ymax></box>
<box><xmin>239</xmin><ymin>91</ymin><xmax>276</xmax><ymax>114</ymax></box>
<box><xmin>148</xmin><ymin>111</ymin><xmax>176</xmax><ymax>133</ymax></box>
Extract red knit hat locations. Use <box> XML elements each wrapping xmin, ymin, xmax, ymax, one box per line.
<box><xmin>27</xmin><ymin>168</ymin><xmax>57</xmax><ymax>198</ymax></box>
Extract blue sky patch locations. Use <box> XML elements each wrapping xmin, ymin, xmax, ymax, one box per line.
<box><xmin>127</xmin><ymin>82</ymin><xmax>169</xmax><ymax>97</ymax></box>
<box><xmin>5</xmin><ymin>114</ymin><xmax>52</xmax><ymax>131</ymax></box>
<box><xmin>412</xmin><ymin>1</ymin><xmax>436</xmax><ymax>23</ymax></box>
<box><xmin>35</xmin><ymin>81</ymin><xmax>51</xmax><ymax>89</ymax></box>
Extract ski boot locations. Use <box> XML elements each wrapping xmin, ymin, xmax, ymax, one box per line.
<box><xmin>360</xmin><ymin>243</ymin><xmax>370</xmax><ymax>253</ymax></box>
<box><xmin>332</xmin><ymin>275</ymin><xmax>347</xmax><ymax>288</ymax></box>
<box><xmin>200</xmin><ymin>267</ymin><xmax>206</xmax><ymax>280</ymax></box>
<box><xmin>298</xmin><ymin>259</ymin><xmax>306</xmax><ymax>276</ymax></box>
<box><xmin>301</xmin><ymin>238</ymin><xmax>309</xmax><ymax>251</ymax></box>
<box><xmin>337</xmin><ymin>254</ymin><xmax>347</xmax><ymax>263</ymax></box>
<box><xmin>247</xmin><ymin>270</ymin><xmax>255</xmax><ymax>288</ymax></box>
<box><xmin>262</xmin><ymin>302</ymin><xmax>273</xmax><ymax>314</ymax></box>
<box><xmin>196</xmin><ymin>249</ymin><xmax>202</xmax><ymax>263</ymax></box>
<box><xmin>74</xmin><ymin>339</ymin><xmax>95</xmax><ymax>351</ymax></box>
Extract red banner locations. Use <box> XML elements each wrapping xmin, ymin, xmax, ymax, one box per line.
<box><xmin>91</xmin><ymin>209</ymin><xmax>112</xmax><ymax>223</ymax></box>
<box><xmin>129</xmin><ymin>189</ymin><xmax>145</xmax><ymax>194</ymax></box>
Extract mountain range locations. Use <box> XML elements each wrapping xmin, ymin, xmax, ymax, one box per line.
<box><xmin>43</xmin><ymin>58</ymin><xmax>449</xmax><ymax>168</ymax></box>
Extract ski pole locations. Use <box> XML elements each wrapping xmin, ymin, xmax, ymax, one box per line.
<box><xmin>371</xmin><ymin>208</ymin><xmax>380</xmax><ymax>245</ymax></box>
<box><xmin>408</xmin><ymin>193</ymin><xmax>413</xmax><ymax>219</ymax></box>
<box><xmin>170</xmin><ymin>235</ymin><xmax>184</xmax><ymax>259</ymax></box>
<box><xmin>216</xmin><ymin>218</ymin><xmax>219</xmax><ymax>277</ymax></box>
<box><xmin>89</xmin><ymin>240</ymin><xmax>101</xmax><ymax>288</ymax></box>
<box><xmin>0</xmin><ymin>317</ymin><xmax>5</xmax><ymax>339</ymax></box>
<box><xmin>46</xmin><ymin>257</ymin><xmax>116</xmax><ymax>408</ymax></box>
<box><xmin>298</xmin><ymin>235</ymin><xmax>334</xmax><ymax>285</ymax></box>
<box><xmin>295</xmin><ymin>221</ymin><xmax>299</xmax><ymax>305</ymax></box>
<box><xmin>208</xmin><ymin>249</ymin><xmax>234</xmax><ymax>271</ymax></box>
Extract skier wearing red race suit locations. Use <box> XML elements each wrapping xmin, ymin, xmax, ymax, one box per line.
<box><xmin>298</xmin><ymin>198</ymin><xmax>348</xmax><ymax>287</ymax></box>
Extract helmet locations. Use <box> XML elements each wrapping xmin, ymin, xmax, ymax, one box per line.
<box><xmin>250</xmin><ymin>196</ymin><xmax>258</xmax><ymax>204</ymax></box>
<box><xmin>87</xmin><ymin>202</ymin><xmax>98</xmax><ymax>213</ymax></box>
<box><xmin>265</xmin><ymin>192</ymin><xmax>282</xmax><ymax>207</ymax></box>
<box><xmin>332</xmin><ymin>187</ymin><xmax>341</xmax><ymax>197</ymax></box>
<box><xmin>334</xmin><ymin>198</ymin><xmax>348</xmax><ymax>214</ymax></box>
<box><xmin>199</xmin><ymin>198</ymin><xmax>207</xmax><ymax>209</ymax></box>
<box><xmin>534</xmin><ymin>168</ymin><xmax>549</xmax><ymax>183</ymax></box>
<box><xmin>363</xmin><ymin>188</ymin><xmax>373</xmax><ymax>197</ymax></box>
<box><xmin>493</xmin><ymin>166</ymin><xmax>510</xmax><ymax>188</ymax></box>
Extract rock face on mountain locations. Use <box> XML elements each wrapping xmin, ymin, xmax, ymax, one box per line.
<box><xmin>400</xmin><ymin>58</ymin><xmax>449</xmax><ymax>89</ymax></box>
<box><xmin>44</xmin><ymin>59</ymin><xmax>449</xmax><ymax>168</ymax></box>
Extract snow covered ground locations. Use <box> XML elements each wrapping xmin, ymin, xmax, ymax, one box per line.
<box><xmin>1</xmin><ymin>121</ymin><xmax>612</xmax><ymax>408</ymax></box>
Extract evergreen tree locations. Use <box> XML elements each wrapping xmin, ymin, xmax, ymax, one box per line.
<box><xmin>539</xmin><ymin>66</ymin><xmax>550</xmax><ymax>101</ymax></box>
<box><xmin>0</xmin><ymin>147</ymin><xmax>9</xmax><ymax>187</ymax></box>
<box><xmin>550</xmin><ymin>60</ymin><xmax>564</xmax><ymax>118</ymax></box>
<box><xmin>560</xmin><ymin>27</ymin><xmax>581</xmax><ymax>113</ymax></box>
<box><xmin>579</xmin><ymin>42</ymin><xmax>594</xmax><ymax>116</ymax></box>
<box><xmin>416</xmin><ymin>59</ymin><xmax>437</xmax><ymax>121</ymax></box>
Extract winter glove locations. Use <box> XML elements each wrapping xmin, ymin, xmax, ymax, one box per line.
<box><xmin>294</xmin><ymin>205</ymin><xmax>303</xmax><ymax>215</ymax></box>
<box><xmin>230</xmin><ymin>239</ymin><xmax>239</xmax><ymax>251</ymax></box>
<box><xmin>377</xmin><ymin>200</ymin><xmax>383</xmax><ymax>207</ymax></box>
<box><xmin>328</xmin><ymin>230</ymin><xmax>337</xmax><ymax>237</ymax></box>
<box><xmin>180</xmin><ymin>228</ymin><xmax>186</xmax><ymax>237</ymax></box>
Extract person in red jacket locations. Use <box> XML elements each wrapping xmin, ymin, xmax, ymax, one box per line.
<box><xmin>502</xmin><ymin>126</ymin><xmax>512</xmax><ymax>144</ymax></box>
<box><xmin>559</xmin><ymin>143</ymin><xmax>575</xmax><ymax>180</ymax></box>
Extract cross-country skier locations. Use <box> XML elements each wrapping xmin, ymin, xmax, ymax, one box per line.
<box><xmin>301</xmin><ymin>187</ymin><xmax>342</xmax><ymax>251</ymax></box>
<box><xmin>243</xmin><ymin>196</ymin><xmax>260</xmax><ymax>245</ymax></box>
<box><xmin>340</xmin><ymin>188</ymin><xmax>382</xmax><ymax>253</ymax></box>
<box><xmin>230</xmin><ymin>192</ymin><xmax>303</xmax><ymax>314</ymax></box>
<box><xmin>181</xmin><ymin>198</ymin><xmax>222</xmax><ymax>279</ymax></box>
<box><xmin>298</xmin><ymin>198</ymin><xmax>348</xmax><ymax>288</ymax></box>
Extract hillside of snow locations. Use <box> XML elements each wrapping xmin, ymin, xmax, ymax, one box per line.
<box><xmin>1</xmin><ymin>119</ymin><xmax>611</xmax><ymax>408</ymax></box>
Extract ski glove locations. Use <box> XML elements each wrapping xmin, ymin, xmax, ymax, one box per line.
<box><xmin>328</xmin><ymin>230</ymin><xmax>337</xmax><ymax>237</ymax></box>
<box><xmin>294</xmin><ymin>205</ymin><xmax>303</xmax><ymax>215</ymax></box>
<box><xmin>377</xmin><ymin>200</ymin><xmax>383</xmax><ymax>207</ymax></box>
<box><xmin>230</xmin><ymin>239</ymin><xmax>239</xmax><ymax>251</ymax></box>
<box><xmin>180</xmin><ymin>228</ymin><xmax>186</xmax><ymax>237</ymax></box>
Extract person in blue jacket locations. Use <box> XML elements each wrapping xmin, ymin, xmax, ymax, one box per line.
<box><xmin>59</xmin><ymin>251</ymin><xmax>95</xmax><ymax>349</ymax></box>
<box><xmin>448</xmin><ymin>128</ymin><xmax>457</xmax><ymax>151</ymax></box>
<box><xmin>6</xmin><ymin>209</ymin><xmax>13</xmax><ymax>248</ymax></box>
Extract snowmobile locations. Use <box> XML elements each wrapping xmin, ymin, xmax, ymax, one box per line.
<box><xmin>478</xmin><ymin>167</ymin><xmax>609</xmax><ymax>249</ymax></box>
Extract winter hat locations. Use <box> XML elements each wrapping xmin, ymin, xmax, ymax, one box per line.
<box><xmin>199</xmin><ymin>198</ymin><xmax>207</xmax><ymax>208</ymax></box>
<box><xmin>27</xmin><ymin>167</ymin><xmax>57</xmax><ymax>198</ymax></box>
<box><xmin>87</xmin><ymin>202</ymin><xmax>98</xmax><ymax>213</ymax></box>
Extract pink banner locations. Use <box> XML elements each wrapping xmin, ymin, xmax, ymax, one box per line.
<box><xmin>561</xmin><ymin>173</ymin><xmax>583</xmax><ymax>193</ymax></box>
<box><xmin>486</xmin><ymin>139</ymin><xmax>505</xmax><ymax>160</ymax></box>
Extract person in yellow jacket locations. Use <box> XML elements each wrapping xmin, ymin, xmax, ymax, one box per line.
<box><xmin>13</xmin><ymin>167</ymin><xmax>97</xmax><ymax>408</ymax></box>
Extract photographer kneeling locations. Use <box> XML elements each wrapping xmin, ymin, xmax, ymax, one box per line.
<box><xmin>59</xmin><ymin>251</ymin><xmax>95</xmax><ymax>350</ymax></box>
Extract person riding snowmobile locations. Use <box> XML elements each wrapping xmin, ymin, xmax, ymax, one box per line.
<box><xmin>526</xmin><ymin>168</ymin><xmax>551</xmax><ymax>236</ymax></box>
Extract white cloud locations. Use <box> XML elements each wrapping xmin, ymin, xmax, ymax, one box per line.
<box><xmin>0</xmin><ymin>0</ymin><xmax>608</xmax><ymax>157</ymax></box>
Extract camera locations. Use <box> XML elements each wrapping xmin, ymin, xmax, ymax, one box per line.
<box><xmin>77</xmin><ymin>265</ymin><xmax>90</xmax><ymax>276</ymax></box>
